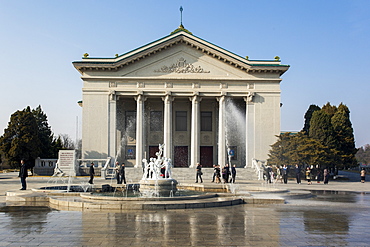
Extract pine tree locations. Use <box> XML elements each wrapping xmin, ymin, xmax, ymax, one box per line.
<box><xmin>356</xmin><ymin>144</ymin><xmax>370</xmax><ymax>165</ymax></box>
<box><xmin>32</xmin><ymin>105</ymin><xmax>54</xmax><ymax>158</ymax></box>
<box><xmin>302</xmin><ymin>104</ymin><xmax>321</xmax><ymax>135</ymax></box>
<box><xmin>309</xmin><ymin>110</ymin><xmax>336</xmax><ymax>149</ymax></box>
<box><xmin>267</xmin><ymin>133</ymin><xmax>293</xmax><ymax>166</ymax></box>
<box><xmin>321</xmin><ymin>102</ymin><xmax>337</xmax><ymax>117</ymax></box>
<box><xmin>331</xmin><ymin>103</ymin><xmax>357</xmax><ymax>168</ymax></box>
<box><xmin>0</xmin><ymin>107</ymin><xmax>41</xmax><ymax>167</ymax></box>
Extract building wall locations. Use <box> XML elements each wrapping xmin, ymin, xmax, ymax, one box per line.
<box><xmin>76</xmin><ymin>33</ymin><xmax>287</xmax><ymax>167</ymax></box>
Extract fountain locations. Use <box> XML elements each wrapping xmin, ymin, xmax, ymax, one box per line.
<box><xmin>139</xmin><ymin>144</ymin><xmax>178</xmax><ymax>197</ymax></box>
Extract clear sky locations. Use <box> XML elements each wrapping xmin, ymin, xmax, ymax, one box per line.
<box><xmin>1</xmin><ymin>0</ymin><xmax>369</xmax><ymax>147</ymax></box>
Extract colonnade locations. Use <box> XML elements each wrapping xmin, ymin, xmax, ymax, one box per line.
<box><xmin>108</xmin><ymin>92</ymin><xmax>254</xmax><ymax>168</ymax></box>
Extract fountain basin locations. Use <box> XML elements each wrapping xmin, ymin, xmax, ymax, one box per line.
<box><xmin>139</xmin><ymin>178</ymin><xmax>178</xmax><ymax>197</ymax></box>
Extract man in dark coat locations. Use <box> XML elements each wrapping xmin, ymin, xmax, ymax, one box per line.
<box><xmin>195</xmin><ymin>163</ymin><xmax>203</xmax><ymax>183</ymax></box>
<box><xmin>19</xmin><ymin>159</ymin><xmax>28</xmax><ymax>190</ymax></box>
<box><xmin>224</xmin><ymin>164</ymin><xmax>230</xmax><ymax>183</ymax></box>
<box><xmin>88</xmin><ymin>162</ymin><xmax>95</xmax><ymax>184</ymax></box>
<box><xmin>282</xmin><ymin>164</ymin><xmax>288</xmax><ymax>184</ymax></box>
<box><xmin>295</xmin><ymin>164</ymin><xmax>301</xmax><ymax>184</ymax></box>
<box><xmin>231</xmin><ymin>164</ymin><xmax>237</xmax><ymax>183</ymax></box>
<box><xmin>119</xmin><ymin>163</ymin><xmax>126</xmax><ymax>184</ymax></box>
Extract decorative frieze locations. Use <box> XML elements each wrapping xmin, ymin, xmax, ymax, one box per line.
<box><xmin>137</xmin><ymin>82</ymin><xmax>145</xmax><ymax>88</ymax></box>
<box><xmin>220</xmin><ymin>82</ymin><xmax>228</xmax><ymax>89</ymax></box>
<box><xmin>192</xmin><ymin>82</ymin><xmax>200</xmax><ymax>88</ymax></box>
<box><xmin>165</xmin><ymin>82</ymin><xmax>173</xmax><ymax>88</ymax></box>
<box><xmin>154</xmin><ymin>57</ymin><xmax>210</xmax><ymax>74</ymax></box>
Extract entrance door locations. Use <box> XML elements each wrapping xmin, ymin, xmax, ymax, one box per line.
<box><xmin>200</xmin><ymin>146</ymin><xmax>213</xmax><ymax>167</ymax></box>
<box><xmin>149</xmin><ymin>146</ymin><xmax>159</xmax><ymax>159</ymax></box>
<box><xmin>174</xmin><ymin>146</ymin><xmax>188</xmax><ymax>167</ymax></box>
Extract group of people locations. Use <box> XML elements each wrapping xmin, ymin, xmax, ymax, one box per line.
<box><xmin>195</xmin><ymin>163</ymin><xmax>237</xmax><ymax>184</ymax></box>
<box><xmin>265</xmin><ymin>164</ymin><xmax>334</xmax><ymax>185</ymax></box>
<box><xmin>266</xmin><ymin>164</ymin><xmax>289</xmax><ymax>184</ymax></box>
<box><xmin>17</xmin><ymin>159</ymin><xmax>367</xmax><ymax>190</ymax></box>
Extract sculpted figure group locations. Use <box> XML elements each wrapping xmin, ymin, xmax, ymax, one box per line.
<box><xmin>142</xmin><ymin>144</ymin><xmax>173</xmax><ymax>180</ymax></box>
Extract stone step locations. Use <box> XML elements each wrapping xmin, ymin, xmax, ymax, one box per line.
<box><xmin>106</xmin><ymin>167</ymin><xmax>259</xmax><ymax>182</ymax></box>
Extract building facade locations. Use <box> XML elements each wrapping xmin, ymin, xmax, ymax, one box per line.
<box><xmin>73</xmin><ymin>28</ymin><xmax>289</xmax><ymax>168</ymax></box>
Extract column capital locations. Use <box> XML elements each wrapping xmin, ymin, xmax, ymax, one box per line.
<box><xmin>189</xmin><ymin>94</ymin><xmax>202</xmax><ymax>103</ymax></box>
<box><xmin>134</xmin><ymin>93</ymin><xmax>147</xmax><ymax>102</ymax></box>
<box><xmin>244</xmin><ymin>92</ymin><xmax>255</xmax><ymax>102</ymax></box>
<box><xmin>109</xmin><ymin>90</ymin><xmax>116</xmax><ymax>101</ymax></box>
<box><xmin>216</xmin><ymin>95</ymin><xmax>226</xmax><ymax>102</ymax></box>
<box><xmin>162</xmin><ymin>94</ymin><xmax>174</xmax><ymax>102</ymax></box>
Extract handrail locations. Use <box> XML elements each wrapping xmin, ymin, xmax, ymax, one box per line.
<box><xmin>100</xmin><ymin>157</ymin><xmax>112</xmax><ymax>179</ymax></box>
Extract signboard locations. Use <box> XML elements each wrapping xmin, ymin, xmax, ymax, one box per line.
<box><xmin>58</xmin><ymin>150</ymin><xmax>76</xmax><ymax>176</ymax></box>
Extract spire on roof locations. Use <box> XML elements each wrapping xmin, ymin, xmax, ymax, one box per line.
<box><xmin>171</xmin><ymin>6</ymin><xmax>193</xmax><ymax>35</ymax></box>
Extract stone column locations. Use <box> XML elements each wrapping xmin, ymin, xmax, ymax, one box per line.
<box><xmin>162</xmin><ymin>93</ymin><xmax>173</xmax><ymax>159</ymax></box>
<box><xmin>217</xmin><ymin>95</ymin><xmax>226</xmax><ymax>166</ymax></box>
<box><xmin>135</xmin><ymin>93</ymin><xmax>145</xmax><ymax>168</ymax></box>
<box><xmin>244</xmin><ymin>93</ymin><xmax>254</xmax><ymax>168</ymax></box>
<box><xmin>189</xmin><ymin>94</ymin><xmax>201</xmax><ymax>168</ymax></box>
<box><xmin>108</xmin><ymin>91</ymin><xmax>117</xmax><ymax>165</ymax></box>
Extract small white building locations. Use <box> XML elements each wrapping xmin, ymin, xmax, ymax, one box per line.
<box><xmin>73</xmin><ymin>26</ymin><xmax>289</xmax><ymax>168</ymax></box>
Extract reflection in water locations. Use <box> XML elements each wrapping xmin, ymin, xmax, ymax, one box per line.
<box><xmin>0</xmin><ymin>193</ymin><xmax>369</xmax><ymax>246</ymax></box>
<box><xmin>311</xmin><ymin>190</ymin><xmax>358</xmax><ymax>203</ymax></box>
<box><xmin>1</xmin><ymin>206</ymin><xmax>52</xmax><ymax>235</ymax></box>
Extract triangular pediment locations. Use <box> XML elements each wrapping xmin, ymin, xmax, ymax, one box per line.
<box><xmin>121</xmin><ymin>45</ymin><xmax>253</xmax><ymax>78</ymax></box>
<box><xmin>73</xmin><ymin>31</ymin><xmax>289</xmax><ymax>76</ymax></box>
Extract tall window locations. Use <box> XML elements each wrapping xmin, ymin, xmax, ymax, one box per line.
<box><xmin>201</xmin><ymin>111</ymin><xmax>212</xmax><ymax>131</ymax></box>
<box><xmin>150</xmin><ymin>111</ymin><xmax>163</xmax><ymax>131</ymax></box>
<box><xmin>125</xmin><ymin>111</ymin><xmax>136</xmax><ymax>132</ymax></box>
<box><xmin>176</xmin><ymin>111</ymin><xmax>187</xmax><ymax>131</ymax></box>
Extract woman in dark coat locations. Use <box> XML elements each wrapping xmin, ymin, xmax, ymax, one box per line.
<box><xmin>19</xmin><ymin>159</ymin><xmax>28</xmax><ymax>190</ymax></box>
<box><xmin>89</xmin><ymin>162</ymin><xmax>95</xmax><ymax>184</ymax></box>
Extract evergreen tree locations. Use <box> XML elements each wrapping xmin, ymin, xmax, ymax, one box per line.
<box><xmin>0</xmin><ymin>107</ymin><xmax>41</xmax><ymax>167</ymax></box>
<box><xmin>294</xmin><ymin>133</ymin><xmax>331</xmax><ymax>167</ymax></box>
<box><xmin>32</xmin><ymin>105</ymin><xmax>54</xmax><ymax>158</ymax></box>
<box><xmin>302</xmin><ymin>104</ymin><xmax>320</xmax><ymax>135</ymax></box>
<box><xmin>268</xmin><ymin>132</ymin><xmax>331</xmax><ymax>168</ymax></box>
<box><xmin>321</xmin><ymin>102</ymin><xmax>337</xmax><ymax>117</ymax></box>
<box><xmin>267</xmin><ymin>132</ymin><xmax>294</xmax><ymax>166</ymax></box>
<box><xmin>309</xmin><ymin>110</ymin><xmax>337</xmax><ymax>149</ymax></box>
<box><xmin>331</xmin><ymin>103</ymin><xmax>357</xmax><ymax>168</ymax></box>
<box><xmin>356</xmin><ymin>144</ymin><xmax>370</xmax><ymax>165</ymax></box>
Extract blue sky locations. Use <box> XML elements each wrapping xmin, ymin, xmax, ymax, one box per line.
<box><xmin>1</xmin><ymin>0</ymin><xmax>369</xmax><ymax>147</ymax></box>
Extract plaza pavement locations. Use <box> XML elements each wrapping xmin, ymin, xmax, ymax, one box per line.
<box><xmin>1</xmin><ymin>170</ymin><xmax>370</xmax><ymax>204</ymax></box>
<box><xmin>1</xmin><ymin>170</ymin><xmax>370</xmax><ymax>246</ymax></box>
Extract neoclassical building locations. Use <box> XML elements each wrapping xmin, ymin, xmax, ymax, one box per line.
<box><xmin>73</xmin><ymin>26</ymin><xmax>289</xmax><ymax>168</ymax></box>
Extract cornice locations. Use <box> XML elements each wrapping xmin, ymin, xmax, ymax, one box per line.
<box><xmin>73</xmin><ymin>31</ymin><xmax>289</xmax><ymax>76</ymax></box>
<box><xmin>79</xmin><ymin>76</ymin><xmax>283</xmax><ymax>82</ymax></box>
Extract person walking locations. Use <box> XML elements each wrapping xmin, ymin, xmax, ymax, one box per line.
<box><xmin>211</xmin><ymin>165</ymin><xmax>217</xmax><ymax>182</ymax></box>
<box><xmin>282</xmin><ymin>165</ymin><xmax>288</xmax><ymax>184</ymax></box>
<box><xmin>114</xmin><ymin>161</ymin><xmax>120</xmax><ymax>184</ymax></box>
<box><xmin>323</xmin><ymin>168</ymin><xmax>329</xmax><ymax>184</ymax></box>
<box><xmin>225</xmin><ymin>164</ymin><xmax>230</xmax><ymax>183</ymax></box>
<box><xmin>295</xmin><ymin>164</ymin><xmax>301</xmax><ymax>184</ymax></box>
<box><xmin>360</xmin><ymin>168</ymin><xmax>366</xmax><ymax>183</ymax></box>
<box><xmin>215</xmin><ymin>165</ymin><xmax>221</xmax><ymax>183</ymax></box>
<box><xmin>195</xmin><ymin>163</ymin><xmax>203</xmax><ymax>183</ymax></box>
<box><xmin>275</xmin><ymin>166</ymin><xmax>283</xmax><ymax>183</ymax></box>
<box><xmin>119</xmin><ymin>163</ymin><xmax>126</xmax><ymax>184</ymax></box>
<box><xmin>19</xmin><ymin>159</ymin><xmax>28</xmax><ymax>190</ymax></box>
<box><xmin>306</xmin><ymin>167</ymin><xmax>312</xmax><ymax>185</ymax></box>
<box><xmin>88</xmin><ymin>162</ymin><xmax>95</xmax><ymax>184</ymax></box>
<box><xmin>266</xmin><ymin>165</ymin><xmax>273</xmax><ymax>183</ymax></box>
<box><xmin>231</xmin><ymin>164</ymin><xmax>237</xmax><ymax>183</ymax></box>
<box><xmin>316</xmin><ymin>167</ymin><xmax>323</xmax><ymax>183</ymax></box>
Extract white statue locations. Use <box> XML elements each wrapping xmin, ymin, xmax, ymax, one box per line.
<box><xmin>163</xmin><ymin>158</ymin><xmax>172</xmax><ymax>179</ymax></box>
<box><xmin>142</xmin><ymin>158</ymin><xmax>148</xmax><ymax>180</ymax></box>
